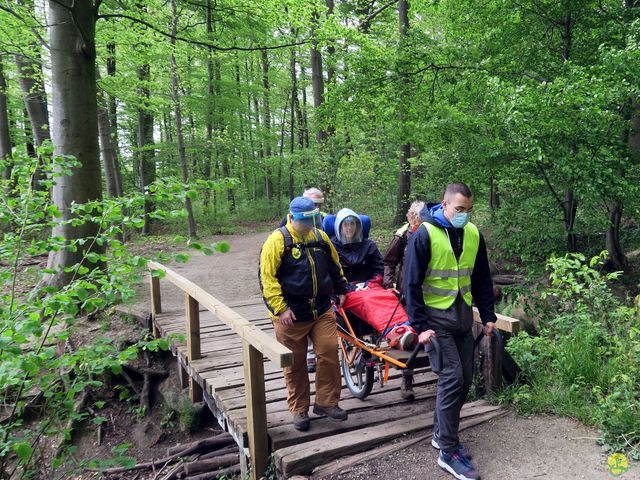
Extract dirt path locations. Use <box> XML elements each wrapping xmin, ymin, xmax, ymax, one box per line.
<box><xmin>139</xmin><ymin>231</ymin><xmax>636</xmax><ymax>480</ymax></box>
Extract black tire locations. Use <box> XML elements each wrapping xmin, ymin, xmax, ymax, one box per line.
<box><xmin>340</xmin><ymin>339</ymin><xmax>374</xmax><ymax>400</ymax></box>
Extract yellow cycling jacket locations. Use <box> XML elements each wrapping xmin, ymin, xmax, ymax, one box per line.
<box><xmin>259</xmin><ymin>223</ymin><xmax>348</xmax><ymax>322</ymax></box>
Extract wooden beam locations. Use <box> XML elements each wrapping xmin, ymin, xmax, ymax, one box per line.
<box><xmin>243</xmin><ymin>340</ymin><xmax>269</xmax><ymax>480</ymax></box>
<box><xmin>148</xmin><ymin>261</ymin><xmax>292</xmax><ymax>368</ymax></box>
<box><xmin>481</xmin><ymin>332</ymin><xmax>502</xmax><ymax>393</ymax></box>
<box><xmin>186</xmin><ymin>293</ymin><xmax>201</xmax><ymax>361</ymax></box>
<box><xmin>185</xmin><ymin>293</ymin><xmax>203</xmax><ymax>402</ymax></box>
<box><xmin>473</xmin><ymin>307</ymin><xmax>521</xmax><ymax>334</ymax></box>
<box><xmin>149</xmin><ymin>274</ymin><xmax>162</xmax><ymax>337</ymax></box>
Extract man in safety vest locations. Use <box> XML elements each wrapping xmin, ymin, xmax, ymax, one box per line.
<box><xmin>260</xmin><ymin>196</ymin><xmax>350</xmax><ymax>432</ymax></box>
<box><xmin>404</xmin><ymin>182</ymin><xmax>496</xmax><ymax>480</ymax></box>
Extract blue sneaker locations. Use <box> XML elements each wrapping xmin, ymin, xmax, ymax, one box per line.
<box><xmin>431</xmin><ymin>436</ymin><xmax>472</xmax><ymax>459</ymax></box>
<box><xmin>438</xmin><ymin>450</ymin><xmax>480</xmax><ymax>480</ymax></box>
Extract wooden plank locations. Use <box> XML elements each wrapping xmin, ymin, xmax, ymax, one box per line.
<box><xmin>223</xmin><ymin>371</ymin><xmax>438</xmax><ymax>415</ymax></box>
<box><xmin>242</xmin><ymin>340</ymin><xmax>269</xmax><ymax>480</ymax></box>
<box><xmin>225</xmin><ymin>374</ymin><xmax>440</xmax><ymax>437</ymax></box>
<box><xmin>473</xmin><ymin>307</ymin><xmax>520</xmax><ymax>334</ymax></box>
<box><xmin>148</xmin><ymin>261</ymin><xmax>292</xmax><ymax>368</ymax></box>
<box><xmin>276</xmin><ymin>401</ymin><xmax>502</xmax><ymax>477</ymax></box>
<box><xmin>269</xmin><ymin>388</ymin><xmax>438</xmax><ymax>450</ymax></box>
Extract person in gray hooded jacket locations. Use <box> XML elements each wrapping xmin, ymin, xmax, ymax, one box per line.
<box><xmin>330</xmin><ymin>208</ymin><xmax>384</xmax><ymax>285</ymax></box>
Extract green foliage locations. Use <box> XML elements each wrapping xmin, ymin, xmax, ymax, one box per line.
<box><xmin>86</xmin><ymin>443</ymin><xmax>136</xmax><ymax>471</ymax></box>
<box><xmin>505</xmin><ymin>252</ymin><xmax>640</xmax><ymax>457</ymax></box>
<box><xmin>0</xmin><ymin>148</ymin><xmax>221</xmax><ymax>476</ymax></box>
<box><xmin>161</xmin><ymin>394</ymin><xmax>203</xmax><ymax>433</ymax></box>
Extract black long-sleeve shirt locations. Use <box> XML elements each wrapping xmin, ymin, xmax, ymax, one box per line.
<box><xmin>332</xmin><ymin>237</ymin><xmax>384</xmax><ymax>284</ymax></box>
<box><xmin>403</xmin><ymin>221</ymin><xmax>497</xmax><ymax>333</ymax></box>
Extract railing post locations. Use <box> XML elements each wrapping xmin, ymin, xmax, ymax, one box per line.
<box><xmin>482</xmin><ymin>333</ymin><xmax>502</xmax><ymax>394</ymax></box>
<box><xmin>185</xmin><ymin>293</ymin><xmax>203</xmax><ymax>402</ymax></box>
<box><xmin>149</xmin><ymin>274</ymin><xmax>162</xmax><ymax>336</ymax></box>
<box><xmin>242</xmin><ymin>339</ymin><xmax>268</xmax><ymax>480</ymax></box>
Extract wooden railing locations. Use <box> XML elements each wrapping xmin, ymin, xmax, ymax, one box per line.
<box><xmin>147</xmin><ymin>261</ymin><xmax>293</xmax><ymax>480</ymax></box>
<box><xmin>472</xmin><ymin>307</ymin><xmax>520</xmax><ymax>393</ymax></box>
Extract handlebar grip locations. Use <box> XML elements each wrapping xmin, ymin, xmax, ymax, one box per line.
<box><xmin>405</xmin><ymin>342</ymin><xmax>423</xmax><ymax>369</ymax></box>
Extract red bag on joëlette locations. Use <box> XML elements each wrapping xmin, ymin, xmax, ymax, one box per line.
<box><xmin>342</xmin><ymin>280</ymin><xmax>409</xmax><ymax>333</ymax></box>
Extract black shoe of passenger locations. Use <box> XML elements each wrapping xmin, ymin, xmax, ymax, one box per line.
<box><xmin>313</xmin><ymin>404</ymin><xmax>348</xmax><ymax>421</ymax></box>
<box><xmin>293</xmin><ymin>411</ymin><xmax>310</xmax><ymax>431</ymax></box>
<box><xmin>400</xmin><ymin>374</ymin><xmax>415</xmax><ymax>400</ymax></box>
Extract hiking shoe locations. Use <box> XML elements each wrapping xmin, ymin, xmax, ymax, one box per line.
<box><xmin>432</xmin><ymin>436</ymin><xmax>472</xmax><ymax>459</ymax></box>
<box><xmin>313</xmin><ymin>404</ymin><xmax>348</xmax><ymax>422</ymax></box>
<box><xmin>400</xmin><ymin>374</ymin><xmax>415</xmax><ymax>401</ymax></box>
<box><xmin>438</xmin><ymin>450</ymin><xmax>480</xmax><ymax>480</ymax></box>
<box><xmin>386</xmin><ymin>324</ymin><xmax>418</xmax><ymax>350</ymax></box>
<box><xmin>293</xmin><ymin>411</ymin><xmax>310</xmax><ymax>431</ymax></box>
<box><xmin>399</xmin><ymin>330</ymin><xmax>418</xmax><ymax>350</ymax></box>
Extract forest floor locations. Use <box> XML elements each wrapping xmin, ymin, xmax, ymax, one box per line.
<box><xmin>123</xmin><ymin>228</ymin><xmax>636</xmax><ymax>480</ymax></box>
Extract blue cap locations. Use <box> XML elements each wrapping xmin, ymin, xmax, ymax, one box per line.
<box><xmin>289</xmin><ymin>196</ymin><xmax>320</xmax><ymax>223</ymax></box>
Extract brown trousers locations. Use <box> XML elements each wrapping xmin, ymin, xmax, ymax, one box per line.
<box><xmin>273</xmin><ymin>309</ymin><xmax>342</xmax><ymax>413</ymax></box>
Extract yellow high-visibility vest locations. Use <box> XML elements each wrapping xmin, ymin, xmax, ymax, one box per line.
<box><xmin>422</xmin><ymin>221</ymin><xmax>480</xmax><ymax>309</ymax></box>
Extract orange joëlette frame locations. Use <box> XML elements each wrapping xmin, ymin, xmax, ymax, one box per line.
<box><xmin>335</xmin><ymin>305</ymin><xmax>408</xmax><ymax>370</ymax></box>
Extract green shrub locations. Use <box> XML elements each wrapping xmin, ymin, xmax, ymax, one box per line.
<box><xmin>505</xmin><ymin>251</ymin><xmax>640</xmax><ymax>457</ymax></box>
<box><xmin>0</xmin><ymin>147</ymin><xmax>218</xmax><ymax>477</ymax></box>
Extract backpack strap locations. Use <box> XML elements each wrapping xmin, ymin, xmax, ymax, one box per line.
<box><xmin>280</xmin><ymin>226</ymin><xmax>329</xmax><ymax>252</ymax></box>
<box><xmin>279</xmin><ymin>226</ymin><xmax>293</xmax><ymax>250</ymax></box>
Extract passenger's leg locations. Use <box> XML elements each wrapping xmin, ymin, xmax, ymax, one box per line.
<box><xmin>401</xmin><ymin>368</ymin><xmax>415</xmax><ymax>400</ymax></box>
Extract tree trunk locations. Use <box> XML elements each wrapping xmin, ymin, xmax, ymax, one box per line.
<box><xmin>170</xmin><ymin>0</ymin><xmax>197</xmax><ymax>238</ymax></box>
<box><xmin>325</xmin><ymin>0</ymin><xmax>336</xmax><ymax>137</ymax></box>
<box><xmin>96</xmin><ymin>68</ymin><xmax>122</xmax><ymax>198</ymax></box>
<box><xmin>204</xmin><ymin>0</ymin><xmax>214</xmax><ymax>208</ymax></box>
<box><xmin>310</xmin><ymin>12</ymin><xmax>327</xmax><ymax>144</ymax></box>
<box><xmin>45</xmin><ymin>0</ymin><xmax>104</xmax><ymax>288</ymax></box>
<box><xmin>15</xmin><ymin>32</ymin><xmax>50</xmax><ymax>190</ymax></box>
<box><xmin>105</xmin><ymin>43</ymin><xmax>120</xmax><ymax>160</ymax></box>
<box><xmin>560</xmin><ymin>9</ymin><xmax>578</xmax><ymax>252</ymax></box>
<box><xmin>137</xmin><ymin>64</ymin><xmax>156</xmax><ymax>234</ymax></box>
<box><xmin>608</xmin><ymin>97</ymin><xmax>640</xmax><ymax>270</ymax></box>
<box><xmin>489</xmin><ymin>175</ymin><xmax>500</xmax><ymax>211</ymax></box>
<box><xmin>289</xmin><ymin>47</ymin><xmax>298</xmax><ymax>200</ymax></box>
<box><xmin>15</xmin><ymin>54</ymin><xmax>50</xmax><ymax>148</ymax></box>
<box><xmin>301</xmin><ymin>65</ymin><xmax>310</xmax><ymax>148</ymax></box>
<box><xmin>563</xmin><ymin>188</ymin><xmax>578</xmax><ymax>252</ymax></box>
<box><xmin>261</xmin><ymin>49</ymin><xmax>273</xmax><ymax>200</ymax></box>
<box><xmin>0</xmin><ymin>58</ymin><xmax>13</xmax><ymax>182</ymax></box>
<box><xmin>395</xmin><ymin>0</ymin><xmax>412</xmax><ymax>225</ymax></box>
<box><xmin>605</xmin><ymin>201</ymin><xmax>627</xmax><ymax>271</ymax></box>
<box><xmin>24</xmin><ymin>107</ymin><xmax>35</xmax><ymax>159</ymax></box>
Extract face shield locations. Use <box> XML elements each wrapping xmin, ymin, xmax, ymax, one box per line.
<box><xmin>339</xmin><ymin>216</ymin><xmax>363</xmax><ymax>244</ymax></box>
<box><xmin>290</xmin><ymin>207</ymin><xmax>322</xmax><ymax>232</ymax></box>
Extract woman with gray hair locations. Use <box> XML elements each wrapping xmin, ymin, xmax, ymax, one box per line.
<box><xmin>382</xmin><ymin>200</ymin><xmax>424</xmax><ymax>400</ymax></box>
<box><xmin>382</xmin><ymin>201</ymin><xmax>425</xmax><ymax>291</ymax></box>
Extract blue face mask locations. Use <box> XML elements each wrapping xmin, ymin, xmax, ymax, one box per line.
<box><xmin>451</xmin><ymin>211</ymin><xmax>470</xmax><ymax>228</ymax></box>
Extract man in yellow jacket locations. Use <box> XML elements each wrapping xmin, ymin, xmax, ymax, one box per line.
<box><xmin>260</xmin><ymin>196</ymin><xmax>349</xmax><ymax>431</ymax></box>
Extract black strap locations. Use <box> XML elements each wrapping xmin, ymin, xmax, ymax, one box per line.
<box><xmin>279</xmin><ymin>226</ymin><xmax>293</xmax><ymax>248</ymax></box>
<box><xmin>279</xmin><ymin>226</ymin><xmax>328</xmax><ymax>252</ymax></box>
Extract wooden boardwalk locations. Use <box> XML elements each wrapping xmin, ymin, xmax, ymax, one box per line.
<box><xmin>151</xmin><ymin>296</ymin><xmax>506</xmax><ymax>478</ymax></box>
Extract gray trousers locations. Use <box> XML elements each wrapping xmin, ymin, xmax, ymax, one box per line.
<box><xmin>426</xmin><ymin>297</ymin><xmax>474</xmax><ymax>453</ymax></box>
